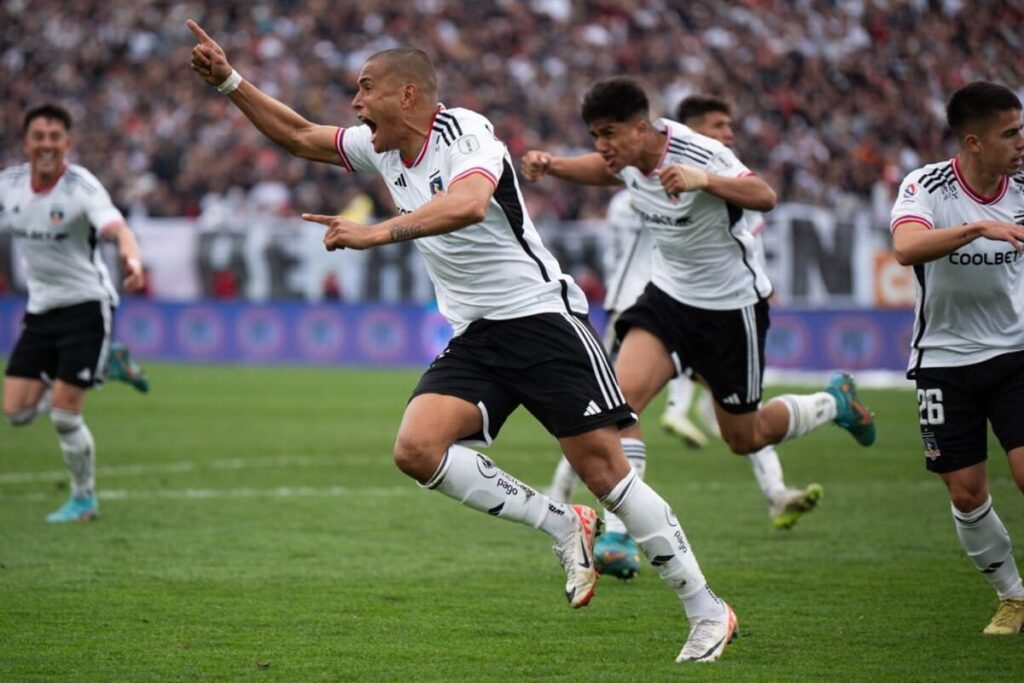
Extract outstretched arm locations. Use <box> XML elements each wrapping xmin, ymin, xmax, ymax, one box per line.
<box><xmin>521</xmin><ymin>151</ymin><xmax>621</xmax><ymax>186</ymax></box>
<box><xmin>892</xmin><ymin>219</ymin><xmax>1024</xmax><ymax>265</ymax></box>
<box><xmin>303</xmin><ymin>174</ymin><xmax>496</xmax><ymax>250</ymax></box>
<box><xmin>187</xmin><ymin>19</ymin><xmax>341</xmax><ymax>165</ymax></box>
<box><xmin>101</xmin><ymin>221</ymin><xmax>145</xmax><ymax>291</ymax></box>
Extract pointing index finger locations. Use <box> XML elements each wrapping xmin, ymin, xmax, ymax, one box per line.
<box><xmin>301</xmin><ymin>213</ymin><xmax>335</xmax><ymax>226</ymax></box>
<box><xmin>186</xmin><ymin>19</ymin><xmax>214</xmax><ymax>44</ymax></box>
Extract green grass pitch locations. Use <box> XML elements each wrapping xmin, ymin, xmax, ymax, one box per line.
<box><xmin>1</xmin><ymin>364</ymin><xmax>1021</xmax><ymax>681</ymax></box>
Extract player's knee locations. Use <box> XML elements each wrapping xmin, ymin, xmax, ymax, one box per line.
<box><xmin>5</xmin><ymin>407</ymin><xmax>37</xmax><ymax>427</ymax></box>
<box><xmin>392</xmin><ymin>433</ymin><xmax>441</xmax><ymax>480</ymax></box>
<box><xmin>722</xmin><ymin>432</ymin><xmax>758</xmax><ymax>455</ymax></box>
<box><xmin>950</xmin><ymin>489</ymin><xmax>989</xmax><ymax>513</ymax></box>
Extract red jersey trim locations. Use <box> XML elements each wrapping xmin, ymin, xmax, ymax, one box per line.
<box><xmin>404</xmin><ymin>106</ymin><xmax>444</xmax><ymax>169</ymax></box>
<box><xmin>890</xmin><ymin>215</ymin><xmax>934</xmax><ymax>234</ymax></box>
<box><xmin>952</xmin><ymin>156</ymin><xmax>1007</xmax><ymax>204</ymax></box>
<box><xmin>31</xmin><ymin>164</ymin><xmax>68</xmax><ymax>194</ymax></box>
<box><xmin>450</xmin><ymin>168</ymin><xmax>498</xmax><ymax>188</ymax></box>
<box><xmin>335</xmin><ymin>128</ymin><xmax>355</xmax><ymax>173</ymax></box>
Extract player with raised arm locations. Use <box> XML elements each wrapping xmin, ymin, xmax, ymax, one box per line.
<box><xmin>545</xmin><ymin>96</ymin><xmax>823</xmax><ymax>550</ymax></box>
<box><xmin>891</xmin><ymin>80</ymin><xmax>1024</xmax><ymax>636</ymax></box>
<box><xmin>1</xmin><ymin>104</ymin><xmax>148</xmax><ymax>523</ymax></box>
<box><xmin>522</xmin><ymin>78</ymin><xmax>875</xmax><ymax>578</ymax></box>
<box><xmin>188</xmin><ymin>21</ymin><xmax>738</xmax><ymax>662</ymax></box>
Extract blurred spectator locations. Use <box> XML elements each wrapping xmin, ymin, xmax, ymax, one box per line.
<box><xmin>2</xmin><ymin>0</ymin><xmax>1022</xmax><ymax>221</ymax></box>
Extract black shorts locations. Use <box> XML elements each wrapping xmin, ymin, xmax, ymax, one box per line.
<box><xmin>615</xmin><ymin>283</ymin><xmax>769</xmax><ymax>415</ymax></box>
<box><xmin>914</xmin><ymin>349</ymin><xmax>1024</xmax><ymax>474</ymax></box>
<box><xmin>5</xmin><ymin>301</ymin><xmax>112</xmax><ymax>389</ymax></box>
<box><xmin>411</xmin><ymin>312</ymin><xmax>637</xmax><ymax>445</ymax></box>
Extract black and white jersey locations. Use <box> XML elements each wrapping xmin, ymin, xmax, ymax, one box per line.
<box><xmin>602</xmin><ymin>189</ymin><xmax>655</xmax><ymax>314</ymax></box>
<box><xmin>891</xmin><ymin>157</ymin><xmax>1024</xmax><ymax>372</ymax></box>
<box><xmin>336</xmin><ymin>105</ymin><xmax>588</xmax><ymax>335</ymax></box>
<box><xmin>0</xmin><ymin>163</ymin><xmax>121</xmax><ymax>313</ymax></box>
<box><xmin>616</xmin><ymin>118</ymin><xmax>772</xmax><ymax>310</ymax></box>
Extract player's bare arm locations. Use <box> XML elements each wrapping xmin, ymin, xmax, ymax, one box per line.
<box><xmin>101</xmin><ymin>221</ymin><xmax>145</xmax><ymax>291</ymax></box>
<box><xmin>521</xmin><ymin>151</ymin><xmax>621</xmax><ymax>186</ymax></box>
<box><xmin>186</xmin><ymin>19</ymin><xmax>340</xmax><ymax>165</ymax></box>
<box><xmin>893</xmin><ymin>219</ymin><xmax>1024</xmax><ymax>265</ymax></box>
<box><xmin>656</xmin><ymin>165</ymin><xmax>776</xmax><ymax>211</ymax></box>
<box><xmin>303</xmin><ymin>173</ymin><xmax>495</xmax><ymax>251</ymax></box>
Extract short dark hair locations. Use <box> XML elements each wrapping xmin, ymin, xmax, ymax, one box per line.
<box><xmin>367</xmin><ymin>48</ymin><xmax>438</xmax><ymax>97</ymax></box>
<box><xmin>581</xmin><ymin>77</ymin><xmax>649</xmax><ymax>125</ymax></box>
<box><xmin>22</xmin><ymin>103</ymin><xmax>73</xmax><ymax>136</ymax></box>
<box><xmin>946</xmin><ymin>81</ymin><xmax>1021</xmax><ymax>136</ymax></box>
<box><xmin>676</xmin><ymin>95</ymin><xmax>731</xmax><ymax>125</ymax></box>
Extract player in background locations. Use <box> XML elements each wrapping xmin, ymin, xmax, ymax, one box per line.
<box><xmin>1</xmin><ymin>103</ymin><xmax>148</xmax><ymax>523</ymax></box>
<box><xmin>890</xmin><ymin>80</ymin><xmax>1024</xmax><ymax>635</ymax></box>
<box><xmin>188</xmin><ymin>20</ymin><xmax>739</xmax><ymax>663</ymax></box>
<box><xmin>523</xmin><ymin>77</ymin><xmax>875</xmax><ymax>579</ymax></box>
<box><xmin>545</xmin><ymin>96</ymin><xmax>823</xmax><ymax>546</ymax></box>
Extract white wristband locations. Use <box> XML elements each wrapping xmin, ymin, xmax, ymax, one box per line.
<box><xmin>216</xmin><ymin>69</ymin><xmax>243</xmax><ymax>95</ymax></box>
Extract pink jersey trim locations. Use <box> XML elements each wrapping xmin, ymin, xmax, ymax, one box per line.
<box><xmin>450</xmin><ymin>168</ymin><xmax>498</xmax><ymax>188</ymax></box>
<box><xmin>890</xmin><ymin>215</ymin><xmax>933</xmax><ymax>234</ymax></box>
<box><xmin>335</xmin><ymin>127</ymin><xmax>355</xmax><ymax>173</ymax></box>
<box><xmin>404</xmin><ymin>106</ymin><xmax>444</xmax><ymax>169</ymax></box>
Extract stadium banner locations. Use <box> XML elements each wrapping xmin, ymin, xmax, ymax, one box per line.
<box><xmin>0</xmin><ymin>296</ymin><xmax>914</xmax><ymax>371</ymax></box>
<box><xmin>0</xmin><ymin>203</ymin><xmax>895</xmax><ymax>307</ymax></box>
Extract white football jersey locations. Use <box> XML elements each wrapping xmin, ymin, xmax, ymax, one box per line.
<box><xmin>616</xmin><ymin>118</ymin><xmax>772</xmax><ymax>310</ymax></box>
<box><xmin>891</xmin><ymin>157</ymin><xmax>1024</xmax><ymax>371</ymax></box>
<box><xmin>0</xmin><ymin>163</ymin><xmax>121</xmax><ymax>313</ymax></box>
<box><xmin>337</xmin><ymin>106</ymin><xmax>588</xmax><ymax>335</ymax></box>
<box><xmin>602</xmin><ymin>189</ymin><xmax>655</xmax><ymax>313</ymax></box>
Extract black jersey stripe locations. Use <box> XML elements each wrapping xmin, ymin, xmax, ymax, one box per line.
<box><xmin>724</xmin><ymin>202</ymin><xmax>763</xmax><ymax>299</ymax></box>
<box><xmin>669</xmin><ymin>140</ymin><xmax>712</xmax><ymax>161</ymax></box>
<box><xmin>493</xmin><ymin>158</ymin><xmax>549</xmax><ymax>281</ymax></box>
<box><xmin>431</xmin><ymin>125</ymin><xmax>453</xmax><ymax>146</ymax></box>
<box><xmin>435</xmin><ymin>116</ymin><xmax>458</xmax><ymax>142</ymax></box>
<box><xmin>921</xmin><ymin>168</ymin><xmax>954</xmax><ymax>192</ymax></box>
<box><xmin>918</xmin><ymin>163</ymin><xmax>953</xmax><ymax>188</ymax></box>
<box><xmin>437</xmin><ymin>112</ymin><xmax>463</xmax><ymax>136</ymax></box>
<box><xmin>909</xmin><ymin>264</ymin><xmax>933</xmax><ymax>378</ymax></box>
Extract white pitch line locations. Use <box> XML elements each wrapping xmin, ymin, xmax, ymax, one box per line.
<box><xmin>0</xmin><ymin>455</ymin><xmax>364</xmax><ymax>485</ymax></box>
<box><xmin>2</xmin><ymin>485</ymin><xmax>415</xmax><ymax>503</ymax></box>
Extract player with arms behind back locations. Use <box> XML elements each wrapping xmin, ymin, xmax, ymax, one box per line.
<box><xmin>891</xmin><ymin>80</ymin><xmax>1024</xmax><ymax>635</ymax></box>
<box><xmin>188</xmin><ymin>20</ymin><xmax>739</xmax><ymax>663</ymax></box>
<box><xmin>1</xmin><ymin>104</ymin><xmax>148</xmax><ymax>523</ymax></box>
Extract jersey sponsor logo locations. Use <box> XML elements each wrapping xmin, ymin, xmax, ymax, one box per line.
<box><xmin>11</xmin><ymin>228</ymin><xmax>68</xmax><ymax>242</ymax></box>
<box><xmin>636</xmin><ymin>207</ymin><xmax>691</xmax><ymax>227</ymax></box>
<box><xmin>583</xmin><ymin>400</ymin><xmax>602</xmax><ymax>416</ymax></box>
<box><xmin>456</xmin><ymin>134</ymin><xmax>480</xmax><ymax>155</ymax></box>
<box><xmin>947</xmin><ymin>250</ymin><xmax>1022</xmax><ymax>266</ymax></box>
<box><xmin>903</xmin><ymin>183</ymin><xmax>917</xmax><ymax>198</ymax></box>
<box><xmin>922</xmin><ymin>431</ymin><xmax>941</xmax><ymax>460</ymax></box>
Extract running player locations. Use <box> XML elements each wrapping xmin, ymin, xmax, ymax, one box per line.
<box><xmin>188</xmin><ymin>21</ymin><xmax>738</xmax><ymax>662</ymax></box>
<box><xmin>890</xmin><ymin>80</ymin><xmax>1024</xmax><ymax>635</ymax></box>
<box><xmin>2</xmin><ymin>103</ymin><xmax>148</xmax><ymax>523</ymax></box>
<box><xmin>522</xmin><ymin>77</ymin><xmax>875</xmax><ymax>579</ymax></box>
<box><xmin>545</xmin><ymin>96</ymin><xmax>823</xmax><ymax>544</ymax></box>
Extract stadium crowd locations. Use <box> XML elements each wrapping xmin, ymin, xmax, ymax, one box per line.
<box><xmin>2</xmin><ymin>0</ymin><xmax>1023</xmax><ymax>220</ymax></box>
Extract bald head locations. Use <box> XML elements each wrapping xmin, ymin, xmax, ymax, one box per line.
<box><xmin>366</xmin><ymin>48</ymin><xmax>438</xmax><ymax>100</ymax></box>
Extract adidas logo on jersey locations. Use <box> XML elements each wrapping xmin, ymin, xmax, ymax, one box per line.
<box><xmin>393</xmin><ymin>174</ymin><xmax>407</xmax><ymax>187</ymax></box>
<box><xmin>76</xmin><ymin>367</ymin><xmax>92</xmax><ymax>382</ymax></box>
<box><xmin>721</xmin><ymin>393</ymin><xmax>741</xmax><ymax>405</ymax></box>
<box><xmin>583</xmin><ymin>400</ymin><xmax>602</xmax><ymax>416</ymax></box>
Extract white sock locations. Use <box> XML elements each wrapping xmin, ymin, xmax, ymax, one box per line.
<box><xmin>769</xmin><ymin>392</ymin><xmax>837</xmax><ymax>441</ymax></box>
<box><xmin>604</xmin><ymin>438</ymin><xmax>647</xmax><ymax>535</ymax></box>
<box><xmin>548</xmin><ymin>455</ymin><xmax>579</xmax><ymax>503</ymax></box>
<box><xmin>748</xmin><ymin>445</ymin><xmax>786</xmax><ymax>503</ymax></box>
<box><xmin>51</xmin><ymin>409</ymin><xmax>95</xmax><ymax>499</ymax></box>
<box><xmin>601</xmin><ymin>469</ymin><xmax>724</xmax><ymax>621</ymax></box>
<box><xmin>952</xmin><ymin>496</ymin><xmax>1024</xmax><ymax>600</ymax></box>
<box><xmin>664</xmin><ymin>376</ymin><xmax>695</xmax><ymax>419</ymax></box>
<box><xmin>423</xmin><ymin>444</ymin><xmax>575</xmax><ymax>542</ymax></box>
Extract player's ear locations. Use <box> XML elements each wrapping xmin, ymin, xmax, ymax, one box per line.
<box><xmin>962</xmin><ymin>132</ymin><xmax>981</xmax><ymax>154</ymax></box>
<box><xmin>401</xmin><ymin>82</ymin><xmax>418</xmax><ymax>109</ymax></box>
